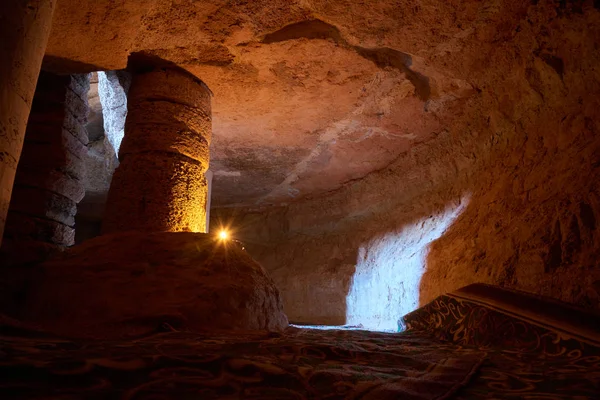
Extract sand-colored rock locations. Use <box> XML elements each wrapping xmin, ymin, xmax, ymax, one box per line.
<box><xmin>211</xmin><ymin>2</ymin><xmax>600</xmax><ymax>327</ymax></box>
<box><xmin>19</xmin><ymin>231</ymin><xmax>288</xmax><ymax>339</ymax></box>
<box><xmin>0</xmin><ymin>0</ymin><xmax>57</xmax><ymax>244</ymax></box>
<box><xmin>3</xmin><ymin>0</ymin><xmax>598</xmax><ymax>327</ymax></box>
<box><xmin>1</xmin><ymin>71</ymin><xmax>89</xmax><ymax>266</ymax></box>
<box><xmin>103</xmin><ymin>67</ymin><xmax>211</xmax><ymax>234</ymax></box>
<box><xmin>104</xmin><ymin>153</ymin><xmax>208</xmax><ymax>233</ymax></box>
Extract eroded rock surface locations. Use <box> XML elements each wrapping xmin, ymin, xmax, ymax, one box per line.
<box><xmin>76</xmin><ymin>72</ymin><xmax>120</xmax><ymax>243</ymax></box>
<box><xmin>37</xmin><ymin>1</ymin><xmax>600</xmax><ymax>327</ymax></box>
<box><xmin>103</xmin><ymin>67</ymin><xmax>211</xmax><ymax>234</ymax></box>
<box><xmin>98</xmin><ymin>71</ymin><xmax>131</xmax><ymax>155</ymax></box>
<box><xmin>43</xmin><ymin>0</ymin><xmax>473</xmax><ymax>207</ymax></box>
<box><xmin>212</xmin><ymin>2</ymin><xmax>600</xmax><ymax>327</ymax></box>
<box><xmin>19</xmin><ymin>232</ymin><xmax>288</xmax><ymax>338</ymax></box>
<box><xmin>1</xmin><ymin>72</ymin><xmax>89</xmax><ymax>266</ymax></box>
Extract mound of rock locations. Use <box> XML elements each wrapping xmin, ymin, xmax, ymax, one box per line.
<box><xmin>19</xmin><ymin>231</ymin><xmax>288</xmax><ymax>339</ymax></box>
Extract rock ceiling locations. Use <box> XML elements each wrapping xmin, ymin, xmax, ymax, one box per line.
<box><xmin>44</xmin><ymin>0</ymin><xmax>491</xmax><ymax>207</ymax></box>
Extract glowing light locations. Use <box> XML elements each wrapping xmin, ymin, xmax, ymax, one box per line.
<box><xmin>218</xmin><ymin>230</ymin><xmax>229</xmax><ymax>240</ymax></box>
<box><xmin>346</xmin><ymin>194</ymin><xmax>471</xmax><ymax>332</ymax></box>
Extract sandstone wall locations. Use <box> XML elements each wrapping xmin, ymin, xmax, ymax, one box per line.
<box><xmin>0</xmin><ymin>0</ymin><xmax>56</xmax><ymax>245</ymax></box>
<box><xmin>214</xmin><ymin>3</ymin><xmax>600</xmax><ymax>329</ymax></box>
<box><xmin>75</xmin><ymin>71</ymin><xmax>126</xmax><ymax>244</ymax></box>
<box><xmin>0</xmin><ymin>72</ymin><xmax>89</xmax><ymax>266</ymax></box>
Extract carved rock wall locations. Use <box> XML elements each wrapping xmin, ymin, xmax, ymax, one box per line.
<box><xmin>19</xmin><ymin>0</ymin><xmax>600</xmax><ymax>329</ymax></box>
<box><xmin>214</xmin><ymin>3</ymin><xmax>600</xmax><ymax>328</ymax></box>
<box><xmin>75</xmin><ymin>71</ymin><xmax>126</xmax><ymax>244</ymax></box>
<box><xmin>1</xmin><ymin>72</ymin><xmax>89</xmax><ymax>266</ymax></box>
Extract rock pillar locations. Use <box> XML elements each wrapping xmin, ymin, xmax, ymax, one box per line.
<box><xmin>103</xmin><ymin>68</ymin><xmax>211</xmax><ymax>233</ymax></box>
<box><xmin>0</xmin><ymin>72</ymin><xmax>89</xmax><ymax>266</ymax></box>
<box><xmin>0</xmin><ymin>0</ymin><xmax>57</xmax><ymax>245</ymax></box>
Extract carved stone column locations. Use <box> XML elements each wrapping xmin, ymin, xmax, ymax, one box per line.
<box><xmin>0</xmin><ymin>0</ymin><xmax>57</xmax><ymax>244</ymax></box>
<box><xmin>103</xmin><ymin>67</ymin><xmax>211</xmax><ymax>233</ymax></box>
<box><xmin>0</xmin><ymin>72</ymin><xmax>89</xmax><ymax>266</ymax></box>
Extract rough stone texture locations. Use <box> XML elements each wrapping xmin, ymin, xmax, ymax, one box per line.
<box><xmin>43</xmin><ymin>0</ymin><xmax>459</xmax><ymax>207</ymax></box>
<box><xmin>97</xmin><ymin>70</ymin><xmax>130</xmax><ymax>154</ymax></box>
<box><xmin>75</xmin><ymin>72</ymin><xmax>120</xmax><ymax>244</ymax></box>
<box><xmin>0</xmin><ymin>0</ymin><xmax>56</xmax><ymax>245</ymax></box>
<box><xmin>105</xmin><ymin>153</ymin><xmax>209</xmax><ymax>233</ymax></box>
<box><xmin>39</xmin><ymin>1</ymin><xmax>600</xmax><ymax>326</ymax></box>
<box><xmin>17</xmin><ymin>231</ymin><xmax>288</xmax><ymax>339</ymax></box>
<box><xmin>103</xmin><ymin>68</ymin><xmax>211</xmax><ymax>234</ymax></box>
<box><xmin>211</xmin><ymin>2</ymin><xmax>600</xmax><ymax>328</ymax></box>
<box><xmin>85</xmin><ymin>73</ymin><xmax>104</xmax><ymax>142</ymax></box>
<box><xmin>1</xmin><ymin>72</ymin><xmax>89</xmax><ymax>266</ymax></box>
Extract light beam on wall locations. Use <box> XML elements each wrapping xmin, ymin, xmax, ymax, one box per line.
<box><xmin>346</xmin><ymin>194</ymin><xmax>470</xmax><ymax>332</ymax></box>
<box><xmin>97</xmin><ymin>71</ymin><xmax>129</xmax><ymax>156</ymax></box>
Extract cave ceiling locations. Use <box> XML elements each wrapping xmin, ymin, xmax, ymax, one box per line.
<box><xmin>44</xmin><ymin>0</ymin><xmax>494</xmax><ymax>207</ymax></box>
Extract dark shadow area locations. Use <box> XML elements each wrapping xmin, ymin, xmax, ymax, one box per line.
<box><xmin>75</xmin><ymin>192</ymin><xmax>106</xmax><ymax>244</ymax></box>
<box><xmin>262</xmin><ymin>19</ymin><xmax>345</xmax><ymax>43</ymax></box>
<box><xmin>261</xmin><ymin>19</ymin><xmax>431</xmax><ymax>101</ymax></box>
<box><xmin>211</xmin><ymin>206</ymin><xmax>357</xmax><ymax>326</ymax></box>
<box><xmin>42</xmin><ymin>55</ymin><xmax>103</xmax><ymax>74</ymax></box>
<box><xmin>127</xmin><ymin>52</ymin><xmax>213</xmax><ymax>96</ymax></box>
<box><xmin>0</xmin><ymin>71</ymin><xmax>87</xmax><ymax>268</ymax></box>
